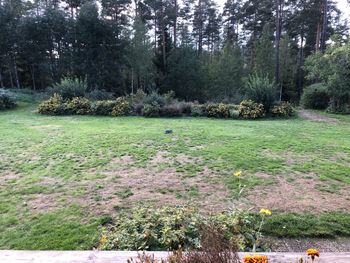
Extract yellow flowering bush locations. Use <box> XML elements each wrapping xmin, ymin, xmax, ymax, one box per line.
<box><xmin>206</xmin><ymin>103</ymin><xmax>230</xmax><ymax>118</ymax></box>
<box><xmin>238</xmin><ymin>100</ymin><xmax>265</xmax><ymax>119</ymax></box>
<box><xmin>111</xmin><ymin>96</ymin><xmax>131</xmax><ymax>116</ymax></box>
<box><xmin>37</xmin><ymin>93</ymin><xmax>68</xmax><ymax>115</ymax></box>
<box><xmin>271</xmin><ymin>101</ymin><xmax>295</xmax><ymax>117</ymax></box>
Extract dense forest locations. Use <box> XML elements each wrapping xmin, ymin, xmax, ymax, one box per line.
<box><xmin>0</xmin><ymin>0</ymin><xmax>349</xmax><ymax>102</ymax></box>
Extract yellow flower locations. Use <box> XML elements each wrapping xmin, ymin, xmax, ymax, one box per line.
<box><xmin>234</xmin><ymin>170</ymin><xmax>242</xmax><ymax>177</ymax></box>
<box><xmin>243</xmin><ymin>255</ymin><xmax>268</xmax><ymax>263</ymax></box>
<box><xmin>259</xmin><ymin>209</ymin><xmax>272</xmax><ymax>215</ymax></box>
<box><xmin>307</xmin><ymin>248</ymin><xmax>320</xmax><ymax>258</ymax></box>
<box><xmin>99</xmin><ymin>235</ymin><xmax>108</xmax><ymax>247</ymax></box>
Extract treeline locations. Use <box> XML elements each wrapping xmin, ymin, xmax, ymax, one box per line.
<box><xmin>0</xmin><ymin>0</ymin><xmax>348</xmax><ymax>102</ymax></box>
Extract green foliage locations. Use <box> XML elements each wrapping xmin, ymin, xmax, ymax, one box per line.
<box><xmin>37</xmin><ymin>94</ymin><xmax>68</xmax><ymax>115</ymax></box>
<box><xmin>238</xmin><ymin>100</ymin><xmax>265</xmax><ymax>119</ymax></box>
<box><xmin>305</xmin><ymin>43</ymin><xmax>350</xmax><ymax>113</ymax></box>
<box><xmin>159</xmin><ymin>104</ymin><xmax>183</xmax><ymax>117</ymax></box>
<box><xmin>190</xmin><ymin>104</ymin><xmax>206</xmax><ymax>117</ymax></box>
<box><xmin>66</xmin><ymin>97</ymin><xmax>92</xmax><ymax>115</ymax></box>
<box><xmin>92</xmin><ymin>100</ymin><xmax>118</xmax><ymax>116</ymax></box>
<box><xmin>111</xmin><ymin>97</ymin><xmax>131</xmax><ymax>117</ymax></box>
<box><xmin>86</xmin><ymin>89</ymin><xmax>114</xmax><ymax>101</ymax></box>
<box><xmin>49</xmin><ymin>78</ymin><xmax>87</xmax><ymax>99</ymax></box>
<box><xmin>142</xmin><ymin>103</ymin><xmax>161</xmax><ymax>117</ymax></box>
<box><xmin>101</xmin><ymin>206</ymin><xmax>203</xmax><ymax>250</ymax></box>
<box><xmin>206</xmin><ymin>103</ymin><xmax>230</xmax><ymax>118</ymax></box>
<box><xmin>301</xmin><ymin>83</ymin><xmax>330</xmax><ymax>110</ymax></box>
<box><xmin>144</xmin><ymin>91</ymin><xmax>166</xmax><ymax>107</ymax></box>
<box><xmin>271</xmin><ymin>102</ymin><xmax>295</xmax><ymax>118</ymax></box>
<box><xmin>0</xmin><ymin>89</ymin><xmax>17</xmax><ymax>110</ymax></box>
<box><xmin>243</xmin><ymin>74</ymin><xmax>276</xmax><ymax>111</ymax></box>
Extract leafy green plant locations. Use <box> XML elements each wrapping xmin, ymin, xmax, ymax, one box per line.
<box><xmin>271</xmin><ymin>101</ymin><xmax>295</xmax><ymax>117</ymax></box>
<box><xmin>190</xmin><ymin>104</ymin><xmax>205</xmax><ymax>117</ymax></box>
<box><xmin>86</xmin><ymin>89</ymin><xmax>114</xmax><ymax>101</ymax></box>
<box><xmin>111</xmin><ymin>97</ymin><xmax>131</xmax><ymax>117</ymax></box>
<box><xmin>143</xmin><ymin>103</ymin><xmax>160</xmax><ymax>117</ymax></box>
<box><xmin>0</xmin><ymin>89</ymin><xmax>17</xmax><ymax>110</ymax></box>
<box><xmin>49</xmin><ymin>77</ymin><xmax>87</xmax><ymax>99</ymax></box>
<box><xmin>92</xmin><ymin>100</ymin><xmax>118</xmax><ymax>116</ymax></box>
<box><xmin>238</xmin><ymin>100</ymin><xmax>265</xmax><ymax>119</ymax></box>
<box><xmin>37</xmin><ymin>93</ymin><xmax>68</xmax><ymax>115</ymax></box>
<box><xmin>159</xmin><ymin>104</ymin><xmax>183</xmax><ymax>117</ymax></box>
<box><xmin>144</xmin><ymin>91</ymin><xmax>166</xmax><ymax>107</ymax></box>
<box><xmin>206</xmin><ymin>103</ymin><xmax>230</xmax><ymax>118</ymax></box>
<box><xmin>301</xmin><ymin>83</ymin><xmax>330</xmax><ymax>110</ymax></box>
<box><xmin>66</xmin><ymin>97</ymin><xmax>92</xmax><ymax>115</ymax></box>
<box><xmin>243</xmin><ymin>75</ymin><xmax>276</xmax><ymax>111</ymax></box>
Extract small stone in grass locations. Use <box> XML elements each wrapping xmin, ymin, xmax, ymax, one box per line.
<box><xmin>165</xmin><ymin>129</ymin><xmax>173</xmax><ymax>134</ymax></box>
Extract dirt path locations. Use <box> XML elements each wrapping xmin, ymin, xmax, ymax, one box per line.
<box><xmin>298</xmin><ymin>110</ymin><xmax>339</xmax><ymax>124</ymax></box>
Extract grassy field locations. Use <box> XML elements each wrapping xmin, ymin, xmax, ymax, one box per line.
<box><xmin>1</xmin><ymin>92</ymin><xmax>350</xmax><ymax>249</ymax></box>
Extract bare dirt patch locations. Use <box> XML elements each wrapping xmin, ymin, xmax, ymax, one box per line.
<box><xmin>299</xmin><ymin>110</ymin><xmax>339</xmax><ymax>124</ymax></box>
<box><xmin>247</xmin><ymin>172</ymin><xmax>350</xmax><ymax>213</ymax></box>
<box><xmin>26</xmin><ymin>193</ymin><xmax>62</xmax><ymax>212</ymax></box>
<box><xmin>0</xmin><ymin>171</ymin><xmax>20</xmax><ymax>185</ymax></box>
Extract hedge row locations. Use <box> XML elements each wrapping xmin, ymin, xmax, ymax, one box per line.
<box><xmin>37</xmin><ymin>94</ymin><xmax>295</xmax><ymax>119</ymax></box>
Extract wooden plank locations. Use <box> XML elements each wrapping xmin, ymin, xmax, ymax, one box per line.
<box><xmin>1</xmin><ymin>250</ymin><xmax>350</xmax><ymax>263</ymax></box>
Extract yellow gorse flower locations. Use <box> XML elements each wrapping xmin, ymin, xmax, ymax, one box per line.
<box><xmin>259</xmin><ymin>209</ymin><xmax>272</xmax><ymax>215</ymax></box>
<box><xmin>234</xmin><ymin>170</ymin><xmax>242</xmax><ymax>177</ymax></box>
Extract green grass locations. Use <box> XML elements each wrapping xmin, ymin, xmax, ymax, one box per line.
<box><xmin>0</xmin><ymin>91</ymin><xmax>350</xmax><ymax>249</ymax></box>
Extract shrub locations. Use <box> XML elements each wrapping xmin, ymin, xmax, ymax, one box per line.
<box><xmin>163</xmin><ymin>90</ymin><xmax>176</xmax><ymax>104</ymax></box>
<box><xmin>100</xmin><ymin>206</ymin><xmax>203</xmax><ymax>250</ymax></box>
<box><xmin>86</xmin><ymin>89</ymin><xmax>114</xmax><ymax>101</ymax></box>
<box><xmin>190</xmin><ymin>104</ymin><xmax>206</xmax><ymax>117</ymax></box>
<box><xmin>0</xmin><ymin>89</ymin><xmax>17</xmax><ymax>110</ymax></box>
<box><xmin>243</xmin><ymin>74</ymin><xmax>276</xmax><ymax>111</ymax></box>
<box><xmin>65</xmin><ymin>97</ymin><xmax>92</xmax><ymax>115</ymax></box>
<box><xmin>49</xmin><ymin>77</ymin><xmax>87</xmax><ymax>99</ymax></box>
<box><xmin>229</xmin><ymin>109</ymin><xmax>240</xmax><ymax>119</ymax></box>
<box><xmin>159</xmin><ymin>104</ymin><xmax>183</xmax><ymax>117</ymax></box>
<box><xmin>206</xmin><ymin>103</ymin><xmax>230</xmax><ymax>118</ymax></box>
<box><xmin>178</xmin><ymin>101</ymin><xmax>192</xmax><ymax>115</ymax></box>
<box><xmin>238</xmin><ymin>100</ymin><xmax>265</xmax><ymax>119</ymax></box>
<box><xmin>111</xmin><ymin>97</ymin><xmax>131</xmax><ymax>117</ymax></box>
<box><xmin>37</xmin><ymin>93</ymin><xmax>68</xmax><ymax>115</ymax></box>
<box><xmin>327</xmin><ymin>97</ymin><xmax>350</xmax><ymax>114</ymax></box>
<box><xmin>301</xmin><ymin>83</ymin><xmax>330</xmax><ymax>110</ymax></box>
<box><xmin>271</xmin><ymin>101</ymin><xmax>295</xmax><ymax>117</ymax></box>
<box><xmin>92</xmin><ymin>100</ymin><xmax>118</xmax><ymax>116</ymax></box>
<box><xmin>144</xmin><ymin>91</ymin><xmax>166</xmax><ymax>107</ymax></box>
<box><xmin>143</xmin><ymin>103</ymin><xmax>160</xmax><ymax>117</ymax></box>
<box><xmin>132</xmin><ymin>89</ymin><xmax>147</xmax><ymax>105</ymax></box>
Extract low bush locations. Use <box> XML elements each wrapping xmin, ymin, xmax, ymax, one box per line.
<box><xmin>92</xmin><ymin>100</ymin><xmax>118</xmax><ymax>116</ymax></box>
<box><xmin>301</xmin><ymin>83</ymin><xmax>330</xmax><ymax>110</ymax></box>
<box><xmin>206</xmin><ymin>103</ymin><xmax>230</xmax><ymax>118</ymax></box>
<box><xmin>271</xmin><ymin>101</ymin><xmax>295</xmax><ymax>117</ymax></box>
<box><xmin>143</xmin><ymin>91</ymin><xmax>166</xmax><ymax>107</ymax></box>
<box><xmin>49</xmin><ymin>77</ymin><xmax>87</xmax><ymax>99</ymax></box>
<box><xmin>37</xmin><ymin>93</ymin><xmax>68</xmax><ymax>115</ymax></box>
<box><xmin>66</xmin><ymin>97</ymin><xmax>92</xmax><ymax>115</ymax></box>
<box><xmin>159</xmin><ymin>104</ymin><xmax>183</xmax><ymax>117</ymax></box>
<box><xmin>143</xmin><ymin>103</ymin><xmax>160</xmax><ymax>117</ymax></box>
<box><xmin>0</xmin><ymin>89</ymin><xmax>17</xmax><ymax>110</ymax></box>
<box><xmin>190</xmin><ymin>104</ymin><xmax>206</xmax><ymax>117</ymax></box>
<box><xmin>229</xmin><ymin>109</ymin><xmax>240</xmax><ymax>119</ymax></box>
<box><xmin>111</xmin><ymin>97</ymin><xmax>131</xmax><ymax>117</ymax></box>
<box><xmin>238</xmin><ymin>100</ymin><xmax>265</xmax><ymax>119</ymax></box>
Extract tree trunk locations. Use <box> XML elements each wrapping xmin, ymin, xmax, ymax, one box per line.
<box><xmin>173</xmin><ymin>0</ymin><xmax>177</xmax><ymax>47</ymax></box>
<box><xmin>30</xmin><ymin>65</ymin><xmax>36</xmax><ymax>90</ymax></box>
<box><xmin>275</xmin><ymin>0</ymin><xmax>283</xmax><ymax>101</ymax></box>
<box><xmin>315</xmin><ymin>23</ymin><xmax>321</xmax><ymax>51</ymax></box>
<box><xmin>13</xmin><ymin>53</ymin><xmax>20</xmax><ymax>89</ymax></box>
<box><xmin>198</xmin><ymin>0</ymin><xmax>203</xmax><ymax>53</ymax></box>
<box><xmin>131</xmin><ymin>67</ymin><xmax>134</xmax><ymax>94</ymax></box>
<box><xmin>297</xmin><ymin>29</ymin><xmax>304</xmax><ymax>99</ymax></box>
<box><xmin>0</xmin><ymin>69</ymin><xmax>4</xmax><ymax>89</ymax></box>
<box><xmin>320</xmin><ymin>0</ymin><xmax>328</xmax><ymax>52</ymax></box>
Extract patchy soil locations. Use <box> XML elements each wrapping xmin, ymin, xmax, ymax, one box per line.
<box><xmin>299</xmin><ymin>110</ymin><xmax>340</xmax><ymax>124</ymax></box>
<box><xmin>247</xmin><ymin>172</ymin><xmax>350</xmax><ymax>213</ymax></box>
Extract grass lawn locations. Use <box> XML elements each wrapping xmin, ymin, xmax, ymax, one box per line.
<box><xmin>1</xmin><ymin>93</ymin><xmax>350</xmax><ymax>249</ymax></box>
